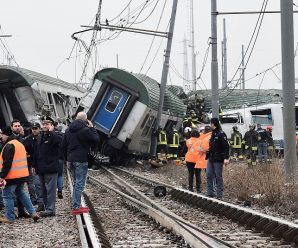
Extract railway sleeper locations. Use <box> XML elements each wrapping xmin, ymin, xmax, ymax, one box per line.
<box><xmin>246</xmin><ymin>215</ymin><xmax>261</xmax><ymax>228</ymax></box>
<box><xmin>263</xmin><ymin>221</ymin><xmax>279</xmax><ymax>235</ymax></box>
<box><xmin>254</xmin><ymin>218</ymin><xmax>270</xmax><ymax>231</ymax></box>
<box><xmin>272</xmin><ymin>224</ymin><xmax>289</xmax><ymax>239</ymax></box>
<box><xmin>238</xmin><ymin>212</ymin><xmax>252</xmax><ymax>224</ymax></box>
<box><xmin>213</xmin><ymin>203</ymin><xmax>225</xmax><ymax>214</ymax></box>
<box><xmin>224</xmin><ymin>208</ymin><xmax>238</xmax><ymax>218</ymax></box>
<box><xmin>231</xmin><ymin>209</ymin><xmax>245</xmax><ymax>222</ymax></box>
<box><xmin>282</xmin><ymin>227</ymin><xmax>298</xmax><ymax>243</ymax></box>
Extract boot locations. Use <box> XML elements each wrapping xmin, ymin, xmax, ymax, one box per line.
<box><xmin>0</xmin><ymin>216</ymin><xmax>12</xmax><ymax>223</ymax></box>
<box><xmin>18</xmin><ymin>210</ymin><xmax>31</xmax><ymax>218</ymax></box>
<box><xmin>57</xmin><ymin>190</ymin><xmax>63</xmax><ymax>199</ymax></box>
<box><xmin>36</xmin><ymin>205</ymin><xmax>45</xmax><ymax>212</ymax></box>
<box><xmin>31</xmin><ymin>212</ymin><xmax>40</xmax><ymax>222</ymax></box>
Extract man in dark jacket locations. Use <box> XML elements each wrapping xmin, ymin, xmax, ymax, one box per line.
<box><xmin>206</xmin><ymin>118</ymin><xmax>229</xmax><ymax>199</ymax></box>
<box><xmin>61</xmin><ymin>112</ymin><xmax>100</xmax><ymax>215</ymax></box>
<box><xmin>23</xmin><ymin>122</ymin><xmax>44</xmax><ymax>211</ymax></box>
<box><xmin>0</xmin><ymin>126</ymin><xmax>39</xmax><ymax>223</ymax></box>
<box><xmin>34</xmin><ymin>117</ymin><xmax>62</xmax><ymax>217</ymax></box>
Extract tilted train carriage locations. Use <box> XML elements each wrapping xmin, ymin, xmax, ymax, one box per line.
<box><xmin>78</xmin><ymin>68</ymin><xmax>186</xmax><ymax>163</ymax></box>
<box><xmin>0</xmin><ymin>65</ymin><xmax>85</xmax><ymax>129</ymax></box>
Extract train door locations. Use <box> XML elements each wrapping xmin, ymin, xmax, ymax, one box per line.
<box><xmin>93</xmin><ymin>87</ymin><xmax>130</xmax><ymax>133</ymax></box>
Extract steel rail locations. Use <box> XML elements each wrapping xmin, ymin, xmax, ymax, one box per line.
<box><xmin>111</xmin><ymin>167</ymin><xmax>298</xmax><ymax>244</ymax></box>
<box><xmin>67</xmin><ymin>169</ymin><xmax>101</xmax><ymax>248</ymax></box>
<box><xmin>89</xmin><ymin>170</ymin><xmax>232</xmax><ymax>248</ymax></box>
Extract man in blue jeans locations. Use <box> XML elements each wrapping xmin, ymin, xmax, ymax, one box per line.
<box><xmin>0</xmin><ymin>126</ymin><xmax>39</xmax><ymax>223</ymax></box>
<box><xmin>61</xmin><ymin>112</ymin><xmax>100</xmax><ymax>215</ymax></box>
<box><xmin>206</xmin><ymin>118</ymin><xmax>230</xmax><ymax>199</ymax></box>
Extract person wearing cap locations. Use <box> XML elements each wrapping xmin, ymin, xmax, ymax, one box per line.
<box><xmin>61</xmin><ymin>112</ymin><xmax>100</xmax><ymax>215</ymax></box>
<box><xmin>23</xmin><ymin>122</ymin><xmax>44</xmax><ymax>211</ymax></box>
<box><xmin>206</xmin><ymin>118</ymin><xmax>229</xmax><ymax>199</ymax></box>
<box><xmin>33</xmin><ymin>116</ymin><xmax>62</xmax><ymax>217</ymax></box>
<box><xmin>0</xmin><ymin>126</ymin><xmax>39</xmax><ymax>223</ymax></box>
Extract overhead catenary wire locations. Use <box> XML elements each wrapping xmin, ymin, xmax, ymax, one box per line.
<box><xmin>139</xmin><ymin>0</ymin><xmax>166</xmax><ymax>73</ymax></box>
<box><xmin>222</xmin><ymin>0</ymin><xmax>269</xmax><ymax>98</ymax></box>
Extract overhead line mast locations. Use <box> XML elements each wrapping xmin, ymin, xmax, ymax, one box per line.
<box><xmin>76</xmin><ymin>0</ymin><xmax>103</xmax><ymax>89</ymax></box>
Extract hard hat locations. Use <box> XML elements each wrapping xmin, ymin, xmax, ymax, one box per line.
<box><xmin>200</xmin><ymin>126</ymin><xmax>205</xmax><ymax>132</ymax></box>
<box><xmin>232</xmin><ymin>126</ymin><xmax>238</xmax><ymax>131</ymax></box>
<box><xmin>266</xmin><ymin>126</ymin><xmax>272</xmax><ymax>131</ymax></box>
<box><xmin>184</xmin><ymin>127</ymin><xmax>192</xmax><ymax>134</ymax></box>
<box><xmin>190</xmin><ymin>128</ymin><xmax>200</xmax><ymax>137</ymax></box>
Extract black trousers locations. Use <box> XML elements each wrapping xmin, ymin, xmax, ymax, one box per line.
<box><xmin>186</xmin><ymin>162</ymin><xmax>202</xmax><ymax>192</ymax></box>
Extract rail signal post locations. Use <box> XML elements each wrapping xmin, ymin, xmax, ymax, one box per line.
<box><xmin>280</xmin><ymin>0</ymin><xmax>297</xmax><ymax>179</ymax></box>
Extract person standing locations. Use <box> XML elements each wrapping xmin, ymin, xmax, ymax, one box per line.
<box><xmin>184</xmin><ymin>129</ymin><xmax>201</xmax><ymax>192</ymax></box>
<box><xmin>23</xmin><ymin>122</ymin><xmax>44</xmax><ymax>211</ymax></box>
<box><xmin>256</xmin><ymin>124</ymin><xmax>271</xmax><ymax>164</ymax></box>
<box><xmin>243</xmin><ymin>124</ymin><xmax>260</xmax><ymax>167</ymax></box>
<box><xmin>34</xmin><ymin>116</ymin><xmax>62</xmax><ymax>217</ymax></box>
<box><xmin>230</xmin><ymin>126</ymin><xmax>243</xmax><ymax>160</ymax></box>
<box><xmin>206</xmin><ymin>118</ymin><xmax>229</xmax><ymax>199</ymax></box>
<box><xmin>0</xmin><ymin>126</ymin><xmax>39</xmax><ymax>223</ymax></box>
<box><xmin>195</xmin><ymin>126</ymin><xmax>212</xmax><ymax>193</ymax></box>
<box><xmin>61</xmin><ymin>112</ymin><xmax>100</xmax><ymax>215</ymax></box>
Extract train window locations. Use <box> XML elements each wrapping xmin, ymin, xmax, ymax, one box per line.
<box><xmin>141</xmin><ymin>115</ymin><xmax>155</xmax><ymax>137</ymax></box>
<box><xmin>147</xmin><ymin>117</ymin><xmax>156</xmax><ymax>137</ymax></box>
<box><xmin>140</xmin><ymin>114</ymin><xmax>150</xmax><ymax>129</ymax></box>
<box><xmin>105</xmin><ymin>91</ymin><xmax>122</xmax><ymax>113</ymax></box>
<box><xmin>251</xmin><ymin>109</ymin><xmax>273</xmax><ymax>125</ymax></box>
<box><xmin>221</xmin><ymin>113</ymin><xmax>242</xmax><ymax>124</ymax></box>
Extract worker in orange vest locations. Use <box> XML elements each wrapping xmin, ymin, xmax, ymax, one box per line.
<box><xmin>0</xmin><ymin>126</ymin><xmax>39</xmax><ymax>223</ymax></box>
<box><xmin>184</xmin><ymin>129</ymin><xmax>200</xmax><ymax>192</ymax></box>
<box><xmin>194</xmin><ymin>126</ymin><xmax>212</xmax><ymax>193</ymax></box>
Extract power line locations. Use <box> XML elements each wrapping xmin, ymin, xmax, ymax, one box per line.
<box><xmin>139</xmin><ymin>0</ymin><xmax>166</xmax><ymax>73</ymax></box>
<box><xmin>222</xmin><ymin>0</ymin><xmax>268</xmax><ymax>97</ymax></box>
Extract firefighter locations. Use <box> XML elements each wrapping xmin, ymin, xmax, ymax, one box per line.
<box><xmin>243</xmin><ymin>124</ymin><xmax>260</xmax><ymax>167</ymax></box>
<box><xmin>230</xmin><ymin>126</ymin><xmax>243</xmax><ymax>160</ymax></box>
<box><xmin>167</xmin><ymin>127</ymin><xmax>179</xmax><ymax>159</ymax></box>
<box><xmin>256</xmin><ymin>124</ymin><xmax>272</xmax><ymax>164</ymax></box>
<box><xmin>190</xmin><ymin>110</ymin><xmax>199</xmax><ymax>126</ymax></box>
<box><xmin>266</xmin><ymin>126</ymin><xmax>274</xmax><ymax>163</ymax></box>
<box><xmin>157</xmin><ymin>128</ymin><xmax>168</xmax><ymax>163</ymax></box>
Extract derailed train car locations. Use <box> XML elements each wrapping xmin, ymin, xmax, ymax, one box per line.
<box><xmin>0</xmin><ymin>65</ymin><xmax>85</xmax><ymax>129</ymax></box>
<box><xmin>78</xmin><ymin>68</ymin><xmax>186</xmax><ymax>163</ymax></box>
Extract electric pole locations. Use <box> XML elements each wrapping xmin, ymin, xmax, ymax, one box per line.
<box><xmin>190</xmin><ymin>0</ymin><xmax>197</xmax><ymax>92</ymax></box>
<box><xmin>183</xmin><ymin>36</ymin><xmax>190</xmax><ymax>92</ymax></box>
<box><xmin>280</xmin><ymin>0</ymin><xmax>297</xmax><ymax>179</ymax></box>
<box><xmin>151</xmin><ymin>0</ymin><xmax>178</xmax><ymax>156</ymax></box>
<box><xmin>222</xmin><ymin>18</ymin><xmax>227</xmax><ymax>89</ymax></box>
<box><xmin>241</xmin><ymin>44</ymin><xmax>245</xmax><ymax>89</ymax></box>
<box><xmin>211</xmin><ymin>0</ymin><xmax>219</xmax><ymax>118</ymax></box>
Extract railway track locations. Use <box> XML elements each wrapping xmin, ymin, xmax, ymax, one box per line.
<box><xmin>88</xmin><ymin>166</ymin><xmax>298</xmax><ymax>247</ymax></box>
<box><xmin>66</xmin><ymin>169</ymin><xmax>102</xmax><ymax>248</ymax></box>
<box><xmin>86</xmin><ymin>168</ymin><xmax>232</xmax><ymax>248</ymax></box>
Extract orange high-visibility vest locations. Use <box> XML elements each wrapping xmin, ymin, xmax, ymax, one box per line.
<box><xmin>185</xmin><ymin>137</ymin><xmax>200</xmax><ymax>163</ymax></box>
<box><xmin>195</xmin><ymin>132</ymin><xmax>212</xmax><ymax>169</ymax></box>
<box><xmin>0</xmin><ymin>139</ymin><xmax>29</xmax><ymax>180</ymax></box>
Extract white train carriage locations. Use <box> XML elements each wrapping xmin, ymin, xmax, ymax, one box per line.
<box><xmin>0</xmin><ymin>65</ymin><xmax>85</xmax><ymax>128</ymax></box>
<box><xmin>219</xmin><ymin>103</ymin><xmax>298</xmax><ymax>146</ymax></box>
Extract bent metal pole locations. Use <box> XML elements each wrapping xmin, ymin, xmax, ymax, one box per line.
<box><xmin>151</xmin><ymin>0</ymin><xmax>178</xmax><ymax>156</ymax></box>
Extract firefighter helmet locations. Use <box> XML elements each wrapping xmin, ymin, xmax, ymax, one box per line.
<box><xmin>232</xmin><ymin>126</ymin><xmax>238</xmax><ymax>132</ymax></box>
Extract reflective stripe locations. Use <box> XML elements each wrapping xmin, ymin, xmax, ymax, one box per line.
<box><xmin>9</xmin><ymin>165</ymin><xmax>28</xmax><ymax>171</ymax></box>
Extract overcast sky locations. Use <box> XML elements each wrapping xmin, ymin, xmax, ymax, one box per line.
<box><xmin>0</xmin><ymin>0</ymin><xmax>297</xmax><ymax>91</ymax></box>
